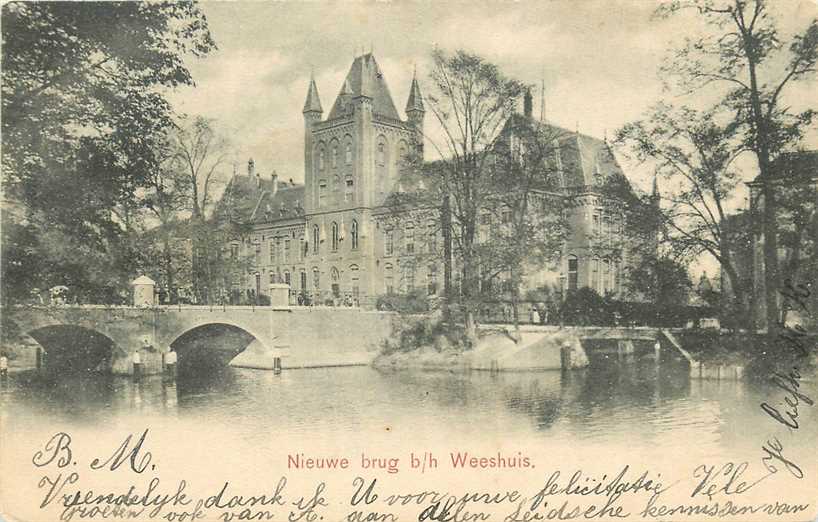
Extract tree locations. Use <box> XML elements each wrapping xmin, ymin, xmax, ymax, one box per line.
<box><xmin>617</xmin><ymin>104</ymin><xmax>753</xmax><ymax>326</ymax></box>
<box><xmin>627</xmin><ymin>254</ymin><xmax>693</xmax><ymax>308</ymax></box>
<box><xmin>657</xmin><ymin>0</ymin><xmax>818</xmax><ymax>332</ymax></box>
<box><xmin>473</xmin><ymin>114</ymin><xmax>569</xmax><ymax>340</ymax></box>
<box><xmin>424</xmin><ymin>49</ymin><xmax>528</xmax><ymax>341</ymax></box>
<box><xmin>1</xmin><ymin>2</ymin><xmax>215</xmax><ymax>302</ymax></box>
<box><xmin>149</xmin><ymin>116</ymin><xmax>233</xmax><ymax>303</ymax></box>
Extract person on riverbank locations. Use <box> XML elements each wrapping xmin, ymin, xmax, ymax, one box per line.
<box><xmin>164</xmin><ymin>349</ymin><xmax>177</xmax><ymax>380</ymax></box>
<box><xmin>132</xmin><ymin>348</ymin><xmax>143</xmax><ymax>379</ymax></box>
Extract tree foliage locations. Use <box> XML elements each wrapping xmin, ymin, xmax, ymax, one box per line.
<box><xmin>1</xmin><ymin>2</ymin><xmax>216</xmax><ymax>303</ymax></box>
<box><xmin>656</xmin><ymin>0</ymin><xmax>818</xmax><ymax>330</ymax></box>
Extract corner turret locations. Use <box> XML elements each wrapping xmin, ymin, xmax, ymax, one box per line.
<box><xmin>405</xmin><ymin>68</ymin><xmax>425</xmax><ymax>155</ymax></box>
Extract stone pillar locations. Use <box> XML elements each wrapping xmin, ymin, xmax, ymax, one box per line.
<box><xmin>268</xmin><ymin>283</ymin><xmax>290</xmax><ymax>307</ymax></box>
<box><xmin>131</xmin><ymin>276</ymin><xmax>156</xmax><ymax>306</ymax></box>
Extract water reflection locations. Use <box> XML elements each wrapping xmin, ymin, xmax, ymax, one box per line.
<box><xmin>1</xmin><ymin>352</ymin><xmax>815</xmax><ymax>458</ymax></box>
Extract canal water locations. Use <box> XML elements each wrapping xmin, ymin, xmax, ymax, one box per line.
<box><xmin>1</xmin><ymin>353</ymin><xmax>816</xmax><ymax>520</ymax></box>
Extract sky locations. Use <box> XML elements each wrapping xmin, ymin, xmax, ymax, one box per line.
<box><xmin>168</xmin><ymin>0</ymin><xmax>818</xmax><ymax>275</ymax></box>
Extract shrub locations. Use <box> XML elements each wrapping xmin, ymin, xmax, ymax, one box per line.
<box><xmin>376</xmin><ymin>288</ymin><xmax>429</xmax><ymax>314</ymax></box>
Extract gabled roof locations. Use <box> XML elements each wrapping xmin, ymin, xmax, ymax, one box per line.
<box><xmin>327</xmin><ymin>53</ymin><xmax>401</xmax><ymax>120</ymax></box>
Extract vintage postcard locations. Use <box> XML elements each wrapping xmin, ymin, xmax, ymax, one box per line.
<box><xmin>1</xmin><ymin>1</ymin><xmax>817</xmax><ymax>521</ymax></box>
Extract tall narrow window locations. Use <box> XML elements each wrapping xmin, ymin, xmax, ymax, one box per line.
<box><xmin>592</xmin><ymin>214</ymin><xmax>600</xmax><ymax>236</ymax></box>
<box><xmin>603</xmin><ymin>259</ymin><xmax>611</xmax><ymax>295</ymax></box>
<box><xmin>284</xmin><ymin>239</ymin><xmax>290</xmax><ymax>262</ymax></box>
<box><xmin>384</xmin><ymin>264</ymin><xmax>394</xmax><ymax>295</ymax></box>
<box><xmin>427</xmin><ymin>264</ymin><xmax>438</xmax><ymax>295</ymax></box>
<box><xmin>404</xmin><ymin>264</ymin><xmax>415</xmax><ymax>292</ymax></box>
<box><xmin>331</xmin><ymin>222</ymin><xmax>339</xmax><ymax>252</ymax></box>
<box><xmin>312</xmin><ymin>267</ymin><xmax>320</xmax><ymax>291</ymax></box>
<box><xmin>427</xmin><ymin>222</ymin><xmax>437</xmax><ymax>253</ymax></box>
<box><xmin>350</xmin><ymin>265</ymin><xmax>360</xmax><ymax>299</ymax></box>
<box><xmin>312</xmin><ymin>225</ymin><xmax>320</xmax><ymax>254</ymax></box>
<box><xmin>377</xmin><ymin>142</ymin><xmax>385</xmax><ymax>166</ymax></box>
<box><xmin>592</xmin><ymin>257</ymin><xmax>600</xmax><ymax>293</ymax></box>
<box><xmin>318</xmin><ymin>180</ymin><xmax>327</xmax><ymax>208</ymax></box>
<box><xmin>345</xmin><ymin>142</ymin><xmax>352</xmax><ymax>164</ymax></box>
<box><xmin>269</xmin><ymin>240</ymin><xmax>276</xmax><ymax>263</ymax></box>
<box><xmin>345</xmin><ymin>176</ymin><xmax>354</xmax><ymax>203</ymax></box>
<box><xmin>405</xmin><ymin>225</ymin><xmax>415</xmax><ymax>254</ymax></box>
<box><xmin>284</xmin><ymin>270</ymin><xmax>291</xmax><ymax>286</ymax></box>
<box><xmin>567</xmin><ymin>255</ymin><xmax>578</xmax><ymax>291</ymax></box>
<box><xmin>351</xmin><ymin>220</ymin><xmax>359</xmax><ymax>250</ymax></box>
<box><xmin>385</xmin><ymin>230</ymin><xmax>394</xmax><ymax>256</ymax></box>
<box><xmin>332</xmin><ymin>144</ymin><xmax>338</xmax><ymax>168</ymax></box>
<box><xmin>318</xmin><ymin>148</ymin><xmax>325</xmax><ymax>170</ymax></box>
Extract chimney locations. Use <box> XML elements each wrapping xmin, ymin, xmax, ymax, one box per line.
<box><xmin>523</xmin><ymin>89</ymin><xmax>533</xmax><ymax>119</ymax></box>
<box><xmin>272</xmin><ymin>170</ymin><xmax>279</xmax><ymax>195</ymax></box>
<box><xmin>247</xmin><ymin>158</ymin><xmax>255</xmax><ymax>177</ymax></box>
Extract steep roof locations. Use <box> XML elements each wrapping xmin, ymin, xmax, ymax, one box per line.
<box><xmin>327</xmin><ymin>53</ymin><xmax>401</xmax><ymax>120</ymax></box>
<box><xmin>303</xmin><ymin>75</ymin><xmax>323</xmax><ymax>113</ymax></box>
<box><xmin>405</xmin><ymin>72</ymin><xmax>424</xmax><ymax>113</ymax></box>
<box><xmin>504</xmin><ymin>114</ymin><xmax>629</xmax><ymax>190</ymax></box>
<box><xmin>214</xmin><ymin>174</ymin><xmax>306</xmax><ymax>226</ymax></box>
<box><xmin>249</xmin><ymin>183</ymin><xmax>306</xmax><ymax>225</ymax></box>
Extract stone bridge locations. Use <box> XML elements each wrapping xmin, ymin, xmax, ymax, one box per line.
<box><xmin>4</xmin><ymin>305</ymin><xmax>396</xmax><ymax>375</ymax></box>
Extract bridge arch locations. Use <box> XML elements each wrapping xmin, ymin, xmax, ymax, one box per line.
<box><xmin>166</xmin><ymin>321</ymin><xmax>270</xmax><ymax>375</ymax></box>
<box><xmin>26</xmin><ymin>325</ymin><xmax>123</xmax><ymax>374</ymax></box>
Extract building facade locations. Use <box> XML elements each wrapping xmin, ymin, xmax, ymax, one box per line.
<box><xmin>220</xmin><ymin>53</ymin><xmax>643</xmax><ymax>307</ymax></box>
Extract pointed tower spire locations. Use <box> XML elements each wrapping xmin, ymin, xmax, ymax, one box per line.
<box><xmin>302</xmin><ymin>73</ymin><xmax>323</xmax><ymax>114</ymax></box>
<box><xmin>405</xmin><ymin>68</ymin><xmax>425</xmax><ymax>114</ymax></box>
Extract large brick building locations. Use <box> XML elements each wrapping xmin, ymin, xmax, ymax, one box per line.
<box><xmin>219</xmin><ymin>53</ymin><xmax>643</xmax><ymax>307</ymax></box>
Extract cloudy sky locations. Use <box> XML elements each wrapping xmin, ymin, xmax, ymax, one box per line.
<box><xmin>168</xmin><ymin>0</ymin><xmax>817</xmax><ymax>201</ymax></box>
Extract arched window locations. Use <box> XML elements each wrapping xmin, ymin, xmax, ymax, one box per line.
<box><xmin>312</xmin><ymin>225</ymin><xmax>320</xmax><ymax>254</ymax></box>
<box><xmin>603</xmin><ymin>258</ymin><xmax>611</xmax><ymax>295</ymax></box>
<box><xmin>377</xmin><ymin>142</ymin><xmax>386</xmax><ymax>166</ymax></box>
<box><xmin>349</xmin><ymin>264</ymin><xmax>360</xmax><ymax>300</ymax></box>
<box><xmin>384</xmin><ymin>264</ymin><xmax>394</xmax><ymax>295</ymax></box>
<box><xmin>331</xmin><ymin>143</ymin><xmax>338</xmax><ymax>168</ymax></box>
<box><xmin>318</xmin><ymin>180</ymin><xmax>327</xmax><ymax>208</ymax></box>
<box><xmin>567</xmin><ymin>255</ymin><xmax>578</xmax><ymax>291</ymax></box>
<box><xmin>345</xmin><ymin>141</ymin><xmax>352</xmax><ymax>164</ymax></box>
<box><xmin>351</xmin><ymin>220</ymin><xmax>359</xmax><ymax>250</ymax></box>
<box><xmin>312</xmin><ymin>267</ymin><xmax>320</xmax><ymax>290</ymax></box>
<box><xmin>331</xmin><ymin>222</ymin><xmax>339</xmax><ymax>251</ymax></box>
<box><xmin>398</xmin><ymin>141</ymin><xmax>408</xmax><ymax>170</ymax></box>
<box><xmin>283</xmin><ymin>270</ymin><xmax>291</xmax><ymax>286</ymax></box>
<box><xmin>318</xmin><ymin>147</ymin><xmax>325</xmax><ymax>171</ymax></box>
